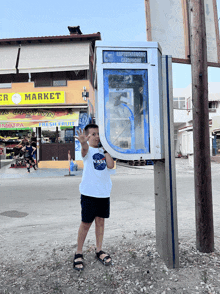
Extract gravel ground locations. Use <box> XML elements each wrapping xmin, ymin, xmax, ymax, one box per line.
<box><xmin>1</xmin><ymin>231</ymin><xmax>220</xmax><ymax>294</ymax></box>
<box><xmin>1</xmin><ymin>159</ymin><xmax>220</xmax><ymax>293</ymax></box>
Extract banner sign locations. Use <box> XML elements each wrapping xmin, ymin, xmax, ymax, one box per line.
<box><xmin>0</xmin><ymin>91</ymin><xmax>65</xmax><ymax>106</ymax></box>
<box><xmin>0</xmin><ymin>109</ymin><xmax>79</xmax><ymax>129</ymax></box>
<box><xmin>145</xmin><ymin>0</ymin><xmax>220</xmax><ymax>64</ymax></box>
<box><xmin>103</xmin><ymin>51</ymin><xmax>147</xmax><ymax>63</ymax></box>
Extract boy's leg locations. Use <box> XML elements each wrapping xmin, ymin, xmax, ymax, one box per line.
<box><xmin>26</xmin><ymin>160</ymin><xmax>30</xmax><ymax>173</ymax></box>
<box><xmin>76</xmin><ymin>221</ymin><xmax>93</xmax><ymax>254</ymax></box>
<box><xmin>95</xmin><ymin>217</ymin><xmax>111</xmax><ymax>263</ymax></box>
<box><xmin>74</xmin><ymin>221</ymin><xmax>93</xmax><ymax>270</ymax></box>
<box><xmin>95</xmin><ymin>217</ymin><xmax>105</xmax><ymax>252</ymax></box>
<box><xmin>77</xmin><ymin>195</ymin><xmax>94</xmax><ymax>253</ymax></box>
<box><xmin>31</xmin><ymin>157</ymin><xmax>37</xmax><ymax>170</ymax></box>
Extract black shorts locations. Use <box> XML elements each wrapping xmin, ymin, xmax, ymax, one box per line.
<box><xmin>81</xmin><ymin>194</ymin><xmax>110</xmax><ymax>223</ymax></box>
<box><xmin>25</xmin><ymin>156</ymin><xmax>34</xmax><ymax>163</ymax></box>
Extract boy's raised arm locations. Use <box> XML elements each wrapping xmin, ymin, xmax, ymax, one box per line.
<box><xmin>74</xmin><ymin>129</ymin><xmax>90</xmax><ymax>158</ymax></box>
<box><xmin>104</xmin><ymin>152</ymin><xmax>114</xmax><ymax>169</ymax></box>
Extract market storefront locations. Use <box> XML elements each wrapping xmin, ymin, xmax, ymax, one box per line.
<box><xmin>0</xmin><ymin>27</ymin><xmax>101</xmax><ymax>166</ymax></box>
<box><xmin>0</xmin><ymin>90</ymin><xmax>80</xmax><ymax>163</ymax></box>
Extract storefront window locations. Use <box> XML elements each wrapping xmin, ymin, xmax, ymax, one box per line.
<box><xmin>33</xmin><ymin>72</ymin><xmax>52</xmax><ymax>87</ymax></box>
<box><xmin>64</xmin><ymin>129</ymin><xmax>74</xmax><ymax>143</ymax></box>
<box><xmin>41</xmin><ymin>128</ymin><xmax>74</xmax><ymax>144</ymax></box>
<box><xmin>41</xmin><ymin>130</ymin><xmax>56</xmax><ymax>143</ymax></box>
<box><xmin>0</xmin><ymin>73</ymin><xmax>29</xmax><ymax>84</ymax></box>
<box><xmin>33</xmin><ymin>70</ymin><xmax>87</xmax><ymax>87</ymax></box>
<box><xmin>0</xmin><ymin>130</ymin><xmax>33</xmax><ymax>159</ymax></box>
<box><xmin>52</xmin><ymin>80</ymin><xmax>67</xmax><ymax>87</ymax></box>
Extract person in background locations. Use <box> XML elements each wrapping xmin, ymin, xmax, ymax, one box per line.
<box><xmin>13</xmin><ymin>142</ymin><xmax>23</xmax><ymax>158</ymax></box>
<box><xmin>31</xmin><ymin>141</ymin><xmax>37</xmax><ymax>165</ymax></box>
<box><xmin>68</xmin><ymin>150</ymin><xmax>71</xmax><ymax>175</ymax></box>
<box><xmin>22</xmin><ymin>141</ymin><xmax>37</xmax><ymax>173</ymax></box>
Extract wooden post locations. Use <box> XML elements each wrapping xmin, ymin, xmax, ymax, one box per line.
<box><xmin>189</xmin><ymin>0</ymin><xmax>214</xmax><ymax>252</ymax></box>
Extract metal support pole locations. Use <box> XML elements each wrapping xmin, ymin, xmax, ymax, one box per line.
<box><xmin>36</xmin><ymin>127</ymin><xmax>41</xmax><ymax>166</ymax></box>
<box><xmin>189</xmin><ymin>0</ymin><xmax>214</xmax><ymax>252</ymax></box>
<box><xmin>154</xmin><ymin>55</ymin><xmax>179</xmax><ymax>268</ymax></box>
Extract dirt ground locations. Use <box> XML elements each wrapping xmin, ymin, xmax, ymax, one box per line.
<box><xmin>1</xmin><ymin>159</ymin><xmax>220</xmax><ymax>293</ymax></box>
<box><xmin>1</xmin><ymin>231</ymin><xmax>220</xmax><ymax>294</ymax></box>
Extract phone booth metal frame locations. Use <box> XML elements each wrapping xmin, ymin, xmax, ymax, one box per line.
<box><xmin>94</xmin><ymin>41</ymin><xmax>164</xmax><ymax>161</ymax></box>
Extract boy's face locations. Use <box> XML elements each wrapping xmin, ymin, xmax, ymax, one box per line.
<box><xmin>87</xmin><ymin>127</ymin><xmax>100</xmax><ymax>148</ymax></box>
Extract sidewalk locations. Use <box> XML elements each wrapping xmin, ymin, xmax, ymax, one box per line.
<box><xmin>0</xmin><ymin>160</ymin><xmax>83</xmax><ymax>179</ymax></box>
<box><xmin>0</xmin><ymin>157</ymin><xmax>220</xmax><ymax>179</ymax></box>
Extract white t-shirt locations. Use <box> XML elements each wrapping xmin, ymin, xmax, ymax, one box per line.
<box><xmin>79</xmin><ymin>146</ymin><xmax>112</xmax><ymax>198</ymax></box>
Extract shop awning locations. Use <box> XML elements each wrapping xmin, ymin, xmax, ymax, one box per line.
<box><xmin>213</xmin><ymin>128</ymin><xmax>220</xmax><ymax>133</ymax></box>
<box><xmin>0</xmin><ymin>45</ymin><xmax>19</xmax><ymax>74</ymax></box>
<box><xmin>209</xmin><ymin>93</ymin><xmax>220</xmax><ymax>101</ymax></box>
<box><xmin>18</xmin><ymin>42</ymin><xmax>90</xmax><ymax>73</ymax></box>
<box><xmin>178</xmin><ymin>125</ymin><xmax>193</xmax><ymax>133</ymax></box>
<box><xmin>0</xmin><ymin>109</ymin><xmax>79</xmax><ymax>129</ymax></box>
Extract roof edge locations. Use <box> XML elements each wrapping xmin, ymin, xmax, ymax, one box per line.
<box><xmin>0</xmin><ymin>32</ymin><xmax>101</xmax><ymax>45</ymax></box>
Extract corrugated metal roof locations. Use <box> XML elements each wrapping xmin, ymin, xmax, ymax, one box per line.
<box><xmin>0</xmin><ymin>32</ymin><xmax>101</xmax><ymax>45</ymax></box>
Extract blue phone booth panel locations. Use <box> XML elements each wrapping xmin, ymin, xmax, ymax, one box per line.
<box><xmin>103</xmin><ymin>69</ymin><xmax>150</xmax><ymax>154</ymax></box>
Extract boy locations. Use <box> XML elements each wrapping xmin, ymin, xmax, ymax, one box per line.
<box><xmin>73</xmin><ymin>124</ymin><xmax>114</xmax><ymax>271</ymax></box>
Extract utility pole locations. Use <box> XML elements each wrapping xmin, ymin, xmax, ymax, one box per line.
<box><xmin>189</xmin><ymin>0</ymin><xmax>214</xmax><ymax>252</ymax></box>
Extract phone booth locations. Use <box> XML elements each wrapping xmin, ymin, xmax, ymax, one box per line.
<box><xmin>94</xmin><ymin>41</ymin><xmax>164</xmax><ymax>160</ymax></box>
<box><xmin>95</xmin><ymin>43</ymin><xmax>179</xmax><ymax>269</ymax></box>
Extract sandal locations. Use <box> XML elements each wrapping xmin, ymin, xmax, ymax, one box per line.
<box><xmin>96</xmin><ymin>250</ymin><xmax>112</xmax><ymax>266</ymax></box>
<box><xmin>73</xmin><ymin>253</ymin><xmax>84</xmax><ymax>271</ymax></box>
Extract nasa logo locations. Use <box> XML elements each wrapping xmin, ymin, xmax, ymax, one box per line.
<box><xmin>93</xmin><ymin>153</ymin><xmax>106</xmax><ymax>170</ymax></box>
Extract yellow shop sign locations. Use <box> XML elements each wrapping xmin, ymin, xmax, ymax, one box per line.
<box><xmin>0</xmin><ymin>91</ymin><xmax>65</xmax><ymax>106</ymax></box>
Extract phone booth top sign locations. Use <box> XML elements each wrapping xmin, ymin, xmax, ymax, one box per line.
<box><xmin>95</xmin><ymin>42</ymin><xmax>164</xmax><ymax>160</ymax></box>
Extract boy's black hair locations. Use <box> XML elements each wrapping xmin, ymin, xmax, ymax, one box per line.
<box><xmin>84</xmin><ymin>123</ymin><xmax>99</xmax><ymax>134</ymax></box>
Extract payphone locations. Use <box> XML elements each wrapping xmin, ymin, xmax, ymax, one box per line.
<box><xmin>94</xmin><ymin>41</ymin><xmax>164</xmax><ymax>160</ymax></box>
<box><xmin>94</xmin><ymin>43</ymin><xmax>179</xmax><ymax>268</ymax></box>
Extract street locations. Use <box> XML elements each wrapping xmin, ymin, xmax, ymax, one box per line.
<box><xmin>1</xmin><ymin>158</ymin><xmax>220</xmax><ymax>262</ymax></box>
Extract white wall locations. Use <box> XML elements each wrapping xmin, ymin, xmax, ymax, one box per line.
<box><xmin>174</xmin><ymin>82</ymin><xmax>220</xmax><ymax>158</ymax></box>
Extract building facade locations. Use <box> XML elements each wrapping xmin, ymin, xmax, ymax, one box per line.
<box><xmin>0</xmin><ymin>26</ymin><xmax>101</xmax><ymax>167</ymax></box>
<box><xmin>173</xmin><ymin>82</ymin><xmax>220</xmax><ymax>163</ymax></box>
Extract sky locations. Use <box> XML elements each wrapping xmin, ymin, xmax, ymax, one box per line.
<box><xmin>0</xmin><ymin>0</ymin><xmax>220</xmax><ymax>90</ymax></box>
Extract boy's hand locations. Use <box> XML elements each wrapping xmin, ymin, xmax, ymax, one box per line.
<box><xmin>74</xmin><ymin>128</ymin><xmax>90</xmax><ymax>157</ymax></box>
<box><xmin>74</xmin><ymin>129</ymin><xmax>90</xmax><ymax>145</ymax></box>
